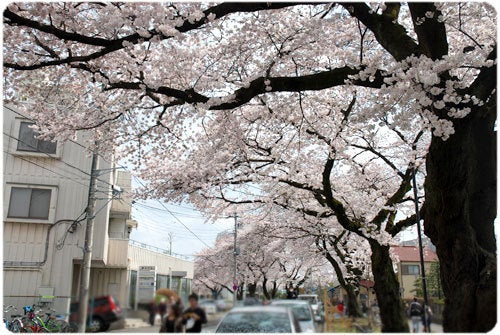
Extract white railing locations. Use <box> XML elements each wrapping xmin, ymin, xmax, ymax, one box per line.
<box><xmin>128</xmin><ymin>239</ymin><xmax>193</xmax><ymax>260</ymax></box>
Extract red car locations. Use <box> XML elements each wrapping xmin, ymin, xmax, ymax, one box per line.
<box><xmin>69</xmin><ymin>296</ymin><xmax>123</xmax><ymax>332</ymax></box>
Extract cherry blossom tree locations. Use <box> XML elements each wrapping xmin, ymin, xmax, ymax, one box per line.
<box><xmin>3</xmin><ymin>2</ymin><xmax>496</xmax><ymax>332</ymax></box>
<box><xmin>193</xmin><ymin>221</ymin><xmax>328</xmax><ymax>302</ymax></box>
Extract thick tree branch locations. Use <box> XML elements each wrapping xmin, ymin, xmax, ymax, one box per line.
<box><xmin>322</xmin><ymin>157</ymin><xmax>362</xmax><ymax>233</ymax></box>
<box><xmin>340</xmin><ymin>2</ymin><xmax>419</xmax><ymax>61</ymax></box>
<box><xmin>408</xmin><ymin>3</ymin><xmax>448</xmax><ymax>60</ymax></box>
<box><xmin>4</xmin><ymin>3</ymin><xmax>320</xmax><ymax>70</ymax></box>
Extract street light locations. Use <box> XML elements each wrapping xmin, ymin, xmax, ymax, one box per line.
<box><xmin>412</xmin><ymin>166</ymin><xmax>430</xmax><ymax>332</ymax></box>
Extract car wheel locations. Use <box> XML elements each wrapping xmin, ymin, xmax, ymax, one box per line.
<box><xmin>101</xmin><ymin>322</ymin><xmax>110</xmax><ymax>332</ymax></box>
<box><xmin>88</xmin><ymin>317</ymin><xmax>104</xmax><ymax>332</ymax></box>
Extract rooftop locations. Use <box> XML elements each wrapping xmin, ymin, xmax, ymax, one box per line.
<box><xmin>391</xmin><ymin>245</ymin><xmax>438</xmax><ymax>263</ymax></box>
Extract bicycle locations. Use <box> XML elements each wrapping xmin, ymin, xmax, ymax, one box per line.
<box><xmin>22</xmin><ymin>305</ymin><xmax>71</xmax><ymax>333</ymax></box>
<box><xmin>3</xmin><ymin>305</ymin><xmax>25</xmax><ymax>332</ymax></box>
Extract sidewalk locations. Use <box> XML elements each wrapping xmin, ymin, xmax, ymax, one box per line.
<box><xmin>408</xmin><ymin>320</ymin><xmax>443</xmax><ymax>333</ymax></box>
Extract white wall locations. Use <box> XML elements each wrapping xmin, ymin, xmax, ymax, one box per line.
<box><xmin>128</xmin><ymin>244</ymin><xmax>194</xmax><ymax>278</ymax></box>
<box><xmin>3</xmin><ymin>104</ymin><xmax>114</xmax><ymax>313</ymax></box>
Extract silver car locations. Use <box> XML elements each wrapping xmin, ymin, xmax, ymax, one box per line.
<box><xmin>297</xmin><ymin>294</ymin><xmax>323</xmax><ymax>322</ymax></box>
<box><xmin>215</xmin><ymin>306</ymin><xmax>301</xmax><ymax>333</ymax></box>
<box><xmin>271</xmin><ymin>300</ymin><xmax>316</xmax><ymax>333</ymax></box>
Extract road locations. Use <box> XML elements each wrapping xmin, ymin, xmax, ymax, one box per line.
<box><xmin>109</xmin><ymin>312</ymin><xmax>224</xmax><ymax>333</ymax></box>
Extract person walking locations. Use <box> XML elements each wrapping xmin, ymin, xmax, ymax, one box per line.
<box><xmin>148</xmin><ymin>299</ymin><xmax>158</xmax><ymax>326</ymax></box>
<box><xmin>183</xmin><ymin>293</ymin><xmax>207</xmax><ymax>333</ymax></box>
<box><xmin>408</xmin><ymin>297</ymin><xmax>424</xmax><ymax>333</ymax></box>
<box><xmin>159</xmin><ymin>300</ymin><xmax>184</xmax><ymax>333</ymax></box>
<box><xmin>159</xmin><ymin>298</ymin><xmax>168</xmax><ymax>322</ymax></box>
<box><xmin>423</xmin><ymin>305</ymin><xmax>433</xmax><ymax>332</ymax></box>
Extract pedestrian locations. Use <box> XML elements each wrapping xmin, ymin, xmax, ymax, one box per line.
<box><xmin>159</xmin><ymin>298</ymin><xmax>168</xmax><ymax>321</ymax></box>
<box><xmin>362</xmin><ymin>302</ymin><xmax>368</xmax><ymax>316</ymax></box>
<box><xmin>422</xmin><ymin>305</ymin><xmax>433</xmax><ymax>332</ymax></box>
<box><xmin>337</xmin><ymin>301</ymin><xmax>344</xmax><ymax>315</ymax></box>
<box><xmin>183</xmin><ymin>293</ymin><xmax>207</xmax><ymax>333</ymax></box>
<box><xmin>159</xmin><ymin>300</ymin><xmax>184</xmax><ymax>333</ymax></box>
<box><xmin>148</xmin><ymin>299</ymin><xmax>158</xmax><ymax>326</ymax></box>
<box><xmin>408</xmin><ymin>297</ymin><xmax>423</xmax><ymax>333</ymax></box>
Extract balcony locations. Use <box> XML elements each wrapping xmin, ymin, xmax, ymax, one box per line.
<box><xmin>107</xmin><ymin>238</ymin><xmax>129</xmax><ymax>267</ymax></box>
<box><xmin>110</xmin><ymin>198</ymin><xmax>132</xmax><ymax>219</ymax></box>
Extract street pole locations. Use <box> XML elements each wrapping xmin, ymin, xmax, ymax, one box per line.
<box><xmin>412</xmin><ymin>166</ymin><xmax>430</xmax><ymax>332</ymax></box>
<box><xmin>169</xmin><ymin>267</ymin><xmax>172</xmax><ymax>290</ymax></box>
<box><xmin>168</xmin><ymin>232</ymin><xmax>173</xmax><ymax>255</ymax></box>
<box><xmin>77</xmin><ymin>143</ymin><xmax>99</xmax><ymax>333</ymax></box>
<box><xmin>233</xmin><ymin>213</ymin><xmax>238</xmax><ymax>307</ymax></box>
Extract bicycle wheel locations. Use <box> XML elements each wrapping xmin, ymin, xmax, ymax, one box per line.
<box><xmin>45</xmin><ymin>319</ymin><xmax>64</xmax><ymax>333</ymax></box>
<box><xmin>9</xmin><ymin>320</ymin><xmax>22</xmax><ymax>333</ymax></box>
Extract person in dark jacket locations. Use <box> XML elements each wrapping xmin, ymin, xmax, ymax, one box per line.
<box><xmin>159</xmin><ymin>300</ymin><xmax>183</xmax><ymax>333</ymax></box>
<box><xmin>148</xmin><ymin>299</ymin><xmax>158</xmax><ymax>326</ymax></box>
<box><xmin>158</xmin><ymin>298</ymin><xmax>168</xmax><ymax>321</ymax></box>
<box><xmin>182</xmin><ymin>293</ymin><xmax>207</xmax><ymax>333</ymax></box>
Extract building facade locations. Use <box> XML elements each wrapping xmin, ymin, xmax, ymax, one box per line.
<box><xmin>3</xmin><ymin>104</ymin><xmax>193</xmax><ymax>316</ymax></box>
<box><xmin>391</xmin><ymin>245</ymin><xmax>438</xmax><ymax>300</ymax></box>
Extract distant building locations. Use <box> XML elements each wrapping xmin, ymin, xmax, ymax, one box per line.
<box><xmin>391</xmin><ymin>245</ymin><xmax>439</xmax><ymax>300</ymax></box>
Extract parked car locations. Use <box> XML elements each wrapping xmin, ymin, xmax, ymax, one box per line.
<box><xmin>297</xmin><ymin>294</ymin><xmax>323</xmax><ymax>322</ymax></box>
<box><xmin>215</xmin><ymin>306</ymin><xmax>301</xmax><ymax>333</ymax></box>
<box><xmin>69</xmin><ymin>295</ymin><xmax>123</xmax><ymax>332</ymax></box>
<box><xmin>199</xmin><ymin>299</ymin><xmax>217</xmax><ymax>314</ymax></box>
<box><xmin>242</xmin><ymin>296</ymin><xmax>262</xmax><ymax>306</ymax></box>
<box><xmin>270</xmin><ymin>300</ymin><xmax>316</xmax><ymax>332</ymax></box>
<box><xmin>215</xmin><ymin>299</ymin><xmax>229</xmax><ymax>311</ymax></box>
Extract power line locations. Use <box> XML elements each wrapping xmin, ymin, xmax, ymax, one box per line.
<box><xmin>133</xmin><ymin>201</ymin><xmax>208</xmax><ymax>219</ymax></box>
<box><xmin>132</xmin><ymin>206</ymin><xmax>223</xmax><ymax>239</ymax></box>
<box><xmin>3</xmin><ymin>131</ymin><xmax>117</xmax><ymax>191</ymax></box>
<box><xmin>6</xmin><ymin>105</ymin><xmax>226</xmax><ymax>248</ymax></box>
<box><xmin>132</xmin><ymin>176</ymin><xmax>211</xmax><ymax>247</ymax></box>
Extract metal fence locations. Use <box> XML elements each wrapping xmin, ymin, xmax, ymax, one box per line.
<box><xmin>128</xmin><ymin>239</ymin><xmax>193</xmax><ymax>261</ymax></box>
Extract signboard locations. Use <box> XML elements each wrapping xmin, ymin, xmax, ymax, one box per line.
<box><xmin>137</xmin><ymin>266</ymin><xmax>157</xmax><ymax>303</ymax></box>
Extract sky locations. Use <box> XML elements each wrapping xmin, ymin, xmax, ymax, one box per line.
<box><xmin>128</xmin><ymin>176</ymin><xmax>235</xmax><ymax>260</ymax></box>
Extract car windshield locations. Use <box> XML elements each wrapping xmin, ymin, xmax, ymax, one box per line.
<box><xmin>216</xmin><ymin>311</ymin><xmax>292</xmax><ymax>333</ymax></box>
<box><xmin>298</xmin><ymin>296</ymin><xmax>317</xmax><ymax>304</ymax></box>
<box><xmin>273</xmin><ymin>304</ymin><xmax>311</xmax><ymax>321</ymax></box>
<box><xmin>291</xmin><ymin>305</ymin><xmax>312</xmax><ymax>321</ymax></box>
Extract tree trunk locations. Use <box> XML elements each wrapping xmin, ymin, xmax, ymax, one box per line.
<box><xmin>321</xmin><ymin>247</ymin><xmax>363</xmax><ymax>317</ymax></box>
<box><xmin>262</xmin><ymin>277</ymin><xmax>271</xmax><ymax>300</ymax></box>
<box><xmin>369</xmin><ymin>240</ymin><xmax>409</xmax><ymax>332</ymax></box>
<box><xmin>271</xmin><ymin>281</ymin><xmax>278</xmax><ymax>299</ymax></box>
<box><xmin>424</xmin><ymin>100</ymin><xmax>496</xmax><ymax>332</ymax></box>
<box><xmin>344</xmin><ymin>283</ymin><xmax>362</xmax><ymax>318</ymax></box>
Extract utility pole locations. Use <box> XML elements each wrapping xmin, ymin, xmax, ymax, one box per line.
<box><xmin>412</xmin><ymin>166</ymin><xmax>430</xmax><ymax>332</ymax></box>
<box><xmin>168</xmin><ymin>232</ymin><xmax>173</xmax><ymax>255</ymax></box>
<box><xmin>77</xmin><ymin>144</ymin><xmax>99</xmax><ymax>333</ymax></box>
<box><xmin>233</xmin><ymin>213</ymin><xmax>238</xmax><ymax>307</ymax></box>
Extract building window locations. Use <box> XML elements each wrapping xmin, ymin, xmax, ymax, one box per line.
<box><xmin>7</xmin><ymin>187</ymin><xmax>52</xmax><ymax>219</ymax></box>
<box><xmin>16</xmin><ymin>121</ymin><xmax>57</xmax><ymax>154</ymax></box>
<box><xmin>402</xmin><ymin>264</ymin><xmax>420</xmax><ymax>275</ymax></box>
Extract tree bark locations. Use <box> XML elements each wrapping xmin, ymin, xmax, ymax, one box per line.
<box><xmin>262</xmin><ymin>277</ymin><xmax>271</xmax><ymax>300</ymax></box>
<box><xmin>319</xmin><ymin>240</ymin><xmax>363</xmax><ymax>317</ymax></box>
<box><xmin>424</xmin><ymin>99</ymin><xmax>496</xmax><ymax>331</ymax></box>
<box><xmin>344</xmin><ymin>283</ymin><xmax>362</xmax><ymax>318</ymax></box>
<box><xmin>369</xmin><ymin>241</ymin><xmax>409</xmax><ymax>332</ymax></box>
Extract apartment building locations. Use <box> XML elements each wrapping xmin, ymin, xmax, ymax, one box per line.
<box><xmin>2</xmin><ymin>103</ymin><xmax>138</xmax><ymax>313</ymax></box>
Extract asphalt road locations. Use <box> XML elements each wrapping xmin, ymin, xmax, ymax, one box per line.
<box><xmin>109</xmin><ymin>312</ymin><xmax>224</xmax><ymax>333</ymax></box>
